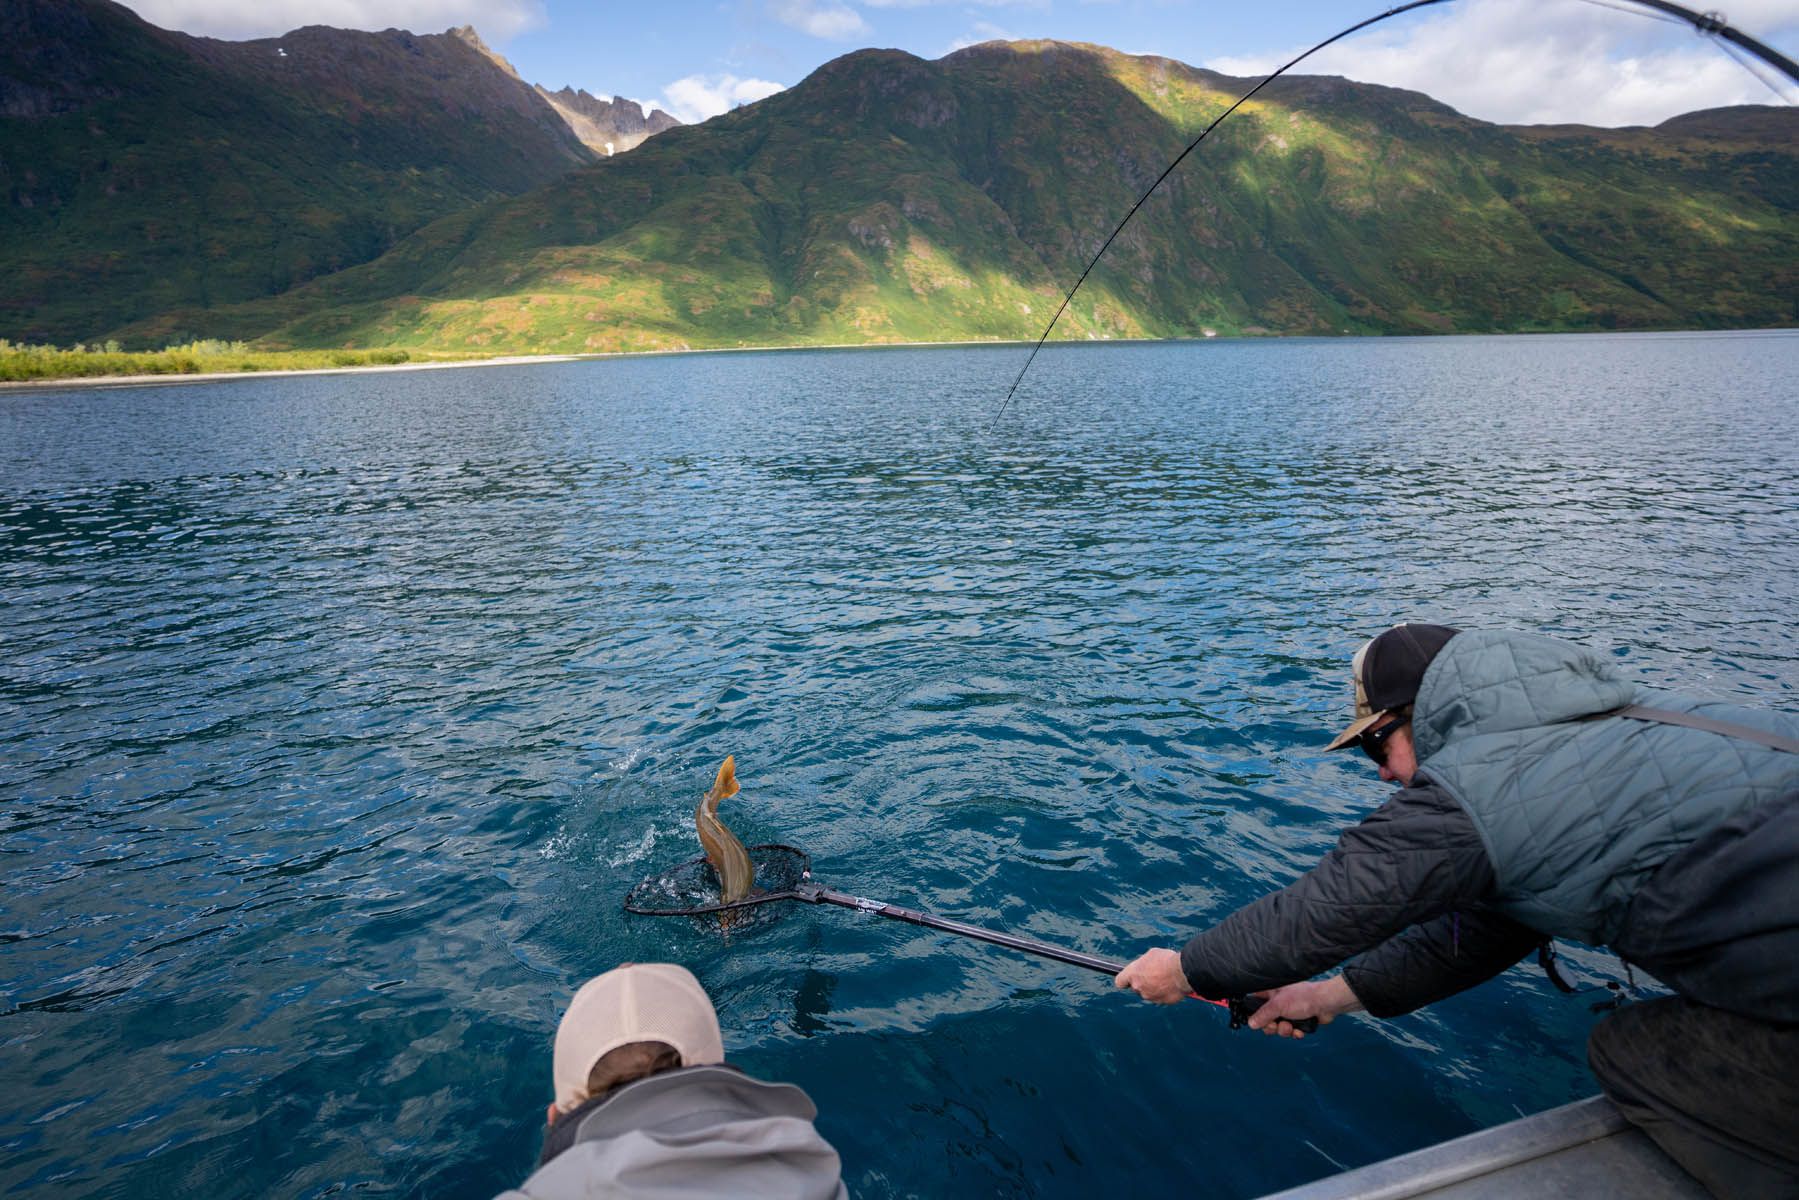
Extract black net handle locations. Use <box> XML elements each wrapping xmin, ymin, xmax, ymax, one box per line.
<box><xmin>795</xmin><ymin>885</ymin><xmax>1314</xmax><ymax>1030</ymax></box>
<box><xmin>798</xmin><ymin>884</ymin><xmax>1123</xmax><ymax>973</ymax></box>
<box><xmin>621</xmin><ymin>844</ymin><xmax>813</xmax><ymax>915</ymax></box>
<box><xmin>622</xmin><ymin>853</ymin><xmax>1313</xmax><ymax>1031</ymax></box>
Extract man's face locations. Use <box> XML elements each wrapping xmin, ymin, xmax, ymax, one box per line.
<box><xmin>1374</xmin><ymin>722</ymin><xmax>1418</xmax><ymax>787</ymax></box>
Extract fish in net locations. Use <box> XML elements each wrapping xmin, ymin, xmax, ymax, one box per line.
<box><xmin>623</xmin><ymin>844</ymin><xmax>813</xmax><ymax>928</ymax></box>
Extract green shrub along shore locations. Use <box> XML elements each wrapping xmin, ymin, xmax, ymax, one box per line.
<box><xmin>0</xmin><ymin>339</ymin><xmax>443</xmax><ymax>383</ymax></box>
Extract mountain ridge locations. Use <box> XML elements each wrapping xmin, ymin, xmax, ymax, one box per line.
<box><xmin>0</xmin><ymin>0</ymin><xmax>596</xmax><ymax>343</ymax></box>
<box><xmin>134</xmin><ymin>40</ymin><xmax>1788</xmax><ymax>353</ymax></box>
<box><xmin>7</xmin><ymin>18</ymin><xmax>1793</xmax><ymax>349</ymax></box>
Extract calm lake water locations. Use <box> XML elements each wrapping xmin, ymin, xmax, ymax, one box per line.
<box><xmin>3</xmin><ymin>332</ymin><xmax>1797</xmax><ymax>1198</ymax></box>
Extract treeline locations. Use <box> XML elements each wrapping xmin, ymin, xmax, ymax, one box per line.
<box><xmin>0</xmin><ymin>339</ymin><xmax>414</xmax><ymax>383</ymax></box>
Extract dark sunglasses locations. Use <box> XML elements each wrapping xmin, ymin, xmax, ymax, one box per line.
<box><xmin>1359</xmin><ymin>717</ymin><xmax>1410</xmax><ymax>765</ymax></box>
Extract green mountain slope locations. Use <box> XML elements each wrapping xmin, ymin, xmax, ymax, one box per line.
<box><xmin>103</xmin><ymin>42</ymin><xmax>1799</xmax><ymax>349</ymax></box>
<box><xmin>0</xmin><ymin>0</ymin><xmax>595</xmax><ymax>343</ymax></box>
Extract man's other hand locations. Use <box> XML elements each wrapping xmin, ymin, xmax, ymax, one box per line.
<box><xmin>1247</xmin><ymin>976</ymin><xmax>1363</xmax><ymax>1038</ymax></box>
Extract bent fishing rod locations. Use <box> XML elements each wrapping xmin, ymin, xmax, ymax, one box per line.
<box><xmin>624</xmin><ymin>845</ymin><xmax>1318</xmax><ymax>1031</ymax></box>
<box><xmin>995</xmin><ymin>0</ymin><xmax>1799</xmax><ymax>420</ymax></box>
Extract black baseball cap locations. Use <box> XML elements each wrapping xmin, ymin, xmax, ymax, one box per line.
<box><xmin>1325</xmin><ymin>624</ymin><xmax>1460</xmax><ymax>751</ymax></box>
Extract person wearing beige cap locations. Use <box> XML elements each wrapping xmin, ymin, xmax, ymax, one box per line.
<box><xmin>496</xmin><ymin>963</ymin><xmax>847</xmax><ymax>1199</ymax></box>
<box><xmin>1112</xmin><ymin>625</ymin><xmax>1799</xmax><ymax>1198</ymax></box>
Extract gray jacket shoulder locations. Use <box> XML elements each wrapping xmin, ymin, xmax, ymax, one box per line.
<box><xmin>497</xmin><ymin>1066</ymin><xmax>848</xmax><ymax>1200</ymax></box>
<box><xmin>1411</xmin><ymin>630</ymin><xmax>1799</xmax><ymax>945</ymax></box>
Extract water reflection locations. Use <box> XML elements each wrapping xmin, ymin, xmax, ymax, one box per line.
<box><xmin>792</xmin><ymin>968</ymin><xmax>839</xmax><ymax>1037</ymax></box>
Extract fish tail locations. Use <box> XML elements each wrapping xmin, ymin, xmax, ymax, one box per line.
<box><xmin>707</xmin><ymin>755</ymin><xmax>740</xmax><ymax>805</ymax></box>
<box><xmin>695</xmin><ymin>756</ymin><xmax>750</xmax><ymax>901</ymax></box>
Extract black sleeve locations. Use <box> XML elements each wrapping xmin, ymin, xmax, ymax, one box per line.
<box><xmin>1342</xmin><ymin>908</ymin><xmax>1542</xmax><ymax>1018</ymax></box>
<box><xmin>1178</xmin><ymin>783</ymin><xmax>1496</xmax><ymax>999</ymax></box>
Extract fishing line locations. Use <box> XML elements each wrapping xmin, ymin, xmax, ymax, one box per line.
<box><xmin>995</xmin><ymin>0</ymin><xmax>1799</xmax><ymax>420</ymax></box>
<box><xmin>1711</xmin><ymin>37</ymin><xmax>1799</xmax><ymax>105</ymax></box>
<box><xmin>1572</xmin><ymin>0</ymin><xmax>1799</xmax><ymax>102</ymax></box>
<box><xmin>1623</xmin><ymin>0</ymin><xmax>1799</xmax><ymax>82</ymax></box>
<box><xmin>995</xmin><ymin>0</ymin><xmax>1451</xmax><ymax>422</ymax></box>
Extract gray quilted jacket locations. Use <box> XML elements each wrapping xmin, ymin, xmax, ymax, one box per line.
<box><xmin>1180</xmin><ymin>631</ymin><xmax>1799</xmax><ymax>1022</ymax></box>
<box><xmin>497</xmin><ymin>1066</ymin><xmax>848</xmax><ymax>1200</ymax></box>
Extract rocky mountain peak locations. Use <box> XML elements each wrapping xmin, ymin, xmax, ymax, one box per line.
<box><xmin>533</xmin><ymin>85</ymin><xmax>680</xmax><ymax>156</ymax></box>
<box><xmin>446</xmin><ymin>24</ymin><xmax>519</xmax><ymax>78</ymax></box>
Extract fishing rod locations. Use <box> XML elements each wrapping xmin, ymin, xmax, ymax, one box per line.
<box><xmin>1626</xmin><ymin>0</ymin><xmax>1799</xmax><ymax>84</ymax></box>
<box><xmin>624</xmin><ymin>845</ymin><xmax>1318</xmax><ymax>1032</ymax></box>
<box><xmin>995</xmin><ymin>0</ymin><xmax>1799</xmax><ymax>419</ymax></box>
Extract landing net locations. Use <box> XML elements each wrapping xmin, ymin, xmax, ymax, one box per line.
<box><xmin>622</xmin><ymin>844</ymin><xmax>812</xmax><ymax>916</ymax></box>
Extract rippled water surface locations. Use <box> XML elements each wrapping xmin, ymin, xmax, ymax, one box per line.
<box><xmin>4</xmin><ymin>333</ymin><xmax>1797</xmax><ymax>1198</ymax></box>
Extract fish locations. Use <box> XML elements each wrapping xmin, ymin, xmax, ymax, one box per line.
<box><xmin>694</xmin><ymin>755</ymin><xmax>754</xmax><ymax>905</ymax></box>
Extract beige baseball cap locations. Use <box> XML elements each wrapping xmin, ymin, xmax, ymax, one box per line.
<box><xmin>1323</xmin><ymin>637</ymin><xmax>1385</xmax><ymax>752</ymax></box>
<box><xmin>1323</xmin><ymin>623</ymin><xmax>1460</xmax><ymax>751</ymax></box>
<box><xmin>551</xmin><ymin>963</ymin><xmax>725</xmax><ymax>1112</ymax></box>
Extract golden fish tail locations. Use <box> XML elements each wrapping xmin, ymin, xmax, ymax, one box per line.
<box><xmin>694</xmin><ymin>755</ymin><xmax>753</xmax><ymax>903</ymax></box>
<box><xmin>704</xmin><ymin>756</ymin><xmax>739</xmax><ymax>808</ymax></box>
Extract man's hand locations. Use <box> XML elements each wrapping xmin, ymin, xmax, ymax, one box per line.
<box><xmin>1246</xmin><ymin>976</ymin><xmax>1363</xmax><ymax>1038</ymax></box>
<box><xmin>1114</xmin><ymin>948</ymin><xmax>1193</xmax><ymax>1005</ymax></box>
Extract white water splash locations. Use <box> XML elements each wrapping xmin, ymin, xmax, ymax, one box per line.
<box><xmin>604</xmin><ymin>824</ymin><xmax>670</xmax><ymax>868</ymax></box>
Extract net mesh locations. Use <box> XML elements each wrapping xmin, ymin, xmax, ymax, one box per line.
<box><xmin>623</xmin><ymin>844</ymin><xmax>812</xmax><ymax>917</ymax></box>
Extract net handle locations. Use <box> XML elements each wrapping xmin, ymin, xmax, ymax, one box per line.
<box><xmin>798</xmin><ymin>887</ymin><xmax>1311</xmax><ymax>1028</ymax></box>
<box><xmin>800</xmin><ymin>885</ymin><xmax>1125</xmax><ymax>974</ymax></box>
<box><xmin>622</xmin><ymin>846</ymin><xmax>1121</xmax><ymax>968</ymax></box>
<box><xmin>622</xmin><ymin>859</ymin><xmax>1301</xmax><ymax>1028</ymax></box>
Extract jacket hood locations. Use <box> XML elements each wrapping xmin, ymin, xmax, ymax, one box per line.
<box><xmin>511</xmin><ymin>1064</ymin><xmax>844</xmax><ymax>1200</ymax></box>
<box><xmin>1412</xmin><ymin>630</ymin><xmax>1638</xmax><ymax>761</ymax></box>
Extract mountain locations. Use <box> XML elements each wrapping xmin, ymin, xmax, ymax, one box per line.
<box><xmin>536</xmin><ymin>86</ymin><xmax>680</xmax><ymax>157</ymax></box>
<box><xmin>32</xmin><ymin>36</ymin><xmax>1799</xmax><ymax>351</ymax></box>
<box><xmin>0</xmin><ymin>0</ymin><xmax>596</xmax><ymax>344</ymax></box>
<box><xmin>445</xmin><ymin>23</ymin><xmax>681</xmax><ymax>156</ymax></box>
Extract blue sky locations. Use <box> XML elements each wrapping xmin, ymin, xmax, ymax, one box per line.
<box><xmin>124</xmin><ymin>0</ymin><xmax>1798</xmax><ymax>126</ymax></box>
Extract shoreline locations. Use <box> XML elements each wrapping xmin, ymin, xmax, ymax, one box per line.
<box><xmin>0</xmin><ymin>338</ymin><xmax>1038</xmax><ymax>393</ymax></box>
<box><xmin>0</xmin><ymin>353</ymin><xmax>587</xmax><ymax>393</ymax></box>
<box><xmin>4</xmin><ymin>328</ymin><xmax>1789</xmax><ymax>393</ymax></box>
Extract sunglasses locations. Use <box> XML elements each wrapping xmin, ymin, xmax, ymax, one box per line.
<box><xmin>1359</xmin><ymin>717</ymin><xmax>1409</xmax><ymax>765</ymax></box>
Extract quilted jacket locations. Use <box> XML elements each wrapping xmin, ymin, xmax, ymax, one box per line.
<box><xmin>498</xmin><ymin>1065</ymin><xmax>847</xmax><ymax>1200</ymax></box>
<box><xmin>1179</xmin><ymin>631</ymin><xmax>1799</xmax><ymax>1022</ymax></box>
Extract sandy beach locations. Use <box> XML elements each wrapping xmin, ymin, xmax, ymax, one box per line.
<box><xmin>0</xmin><ymin>337</ymin><xmax>1062</xmax><ymax>393</ymax></box>
<box><xmin>0</xmin><ymin>353</ymin><xmax>593</xmax><ymax>393</ymax></box>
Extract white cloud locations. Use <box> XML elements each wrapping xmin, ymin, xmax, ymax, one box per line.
<box><xmin>117</xmin><ymin>0</ymin><xmax>545</xmax><ymax>42</ymax></box>
<box><xmin>660</xmin><ymin>74</ymin><xmax>787</xmax><ymax>124</ymax></box>
<box><xmin>770</xmin><ymin>0</ymin><xmax>870</xmax><ymax>40</ymax></box>
<box><xmin>1204</xmin><ymin>0</ymin><xmax>1799</xmax><ymax>126</ymax></box>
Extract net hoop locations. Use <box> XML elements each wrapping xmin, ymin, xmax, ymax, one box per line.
<box><xmin>622</xmin><ymin>843</ymin><xmax>812</xmax><ymax>916</ymax></box>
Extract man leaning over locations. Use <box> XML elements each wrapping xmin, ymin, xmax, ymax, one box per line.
<box><xmin>1116</xmin><ymin>624</ymin><xmax>1799</xmax><ymax>1198</ymax></box>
